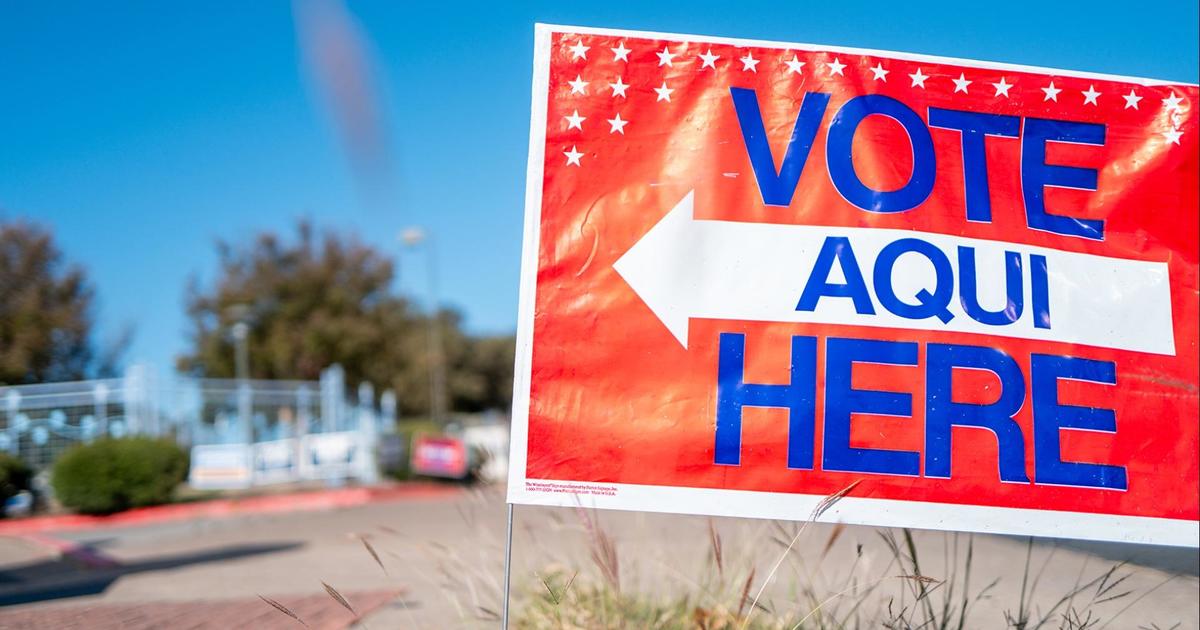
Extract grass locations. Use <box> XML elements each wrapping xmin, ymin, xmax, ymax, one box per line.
<box><xmin>511</xmin><ymin>524</ymin><xmax>1167</xmax><ymax>630</ymax></box>
<box><xmin>519</xmin><ymin>568</ymin><xmax>787</xmax><ymax>630</ymax></box>
<box><xmin>259</xmin><ymin>484</ymin><xmax>1189</xmax><ymax>629</ymax></box>
<box><xmin>507</xmin><ymin>485</ymin><xmax>1182</xmax><ymax>630</ymax></box>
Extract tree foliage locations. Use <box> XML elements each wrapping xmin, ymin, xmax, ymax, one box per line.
<box><xmin>177</xmin><ymin>221</ymin><xmax>514</xmax><ymax>415</ymax></box>
<box><xmin>0</xmin><ymin>452</ymin><xmax>32</xmax><ymax>505</ymax></box>
<box><xmin>0</xmin><ymin>220</ymin><xmax>120</xmax><ymax>384</ymax></box>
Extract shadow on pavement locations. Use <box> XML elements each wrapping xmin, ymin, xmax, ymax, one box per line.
<box><xmin>1053</xmin><ymin>539</ymin><xmax>1200</xmax><ymax>577</ymax></box>
<box><xmin>0</xmin><ymin>541</ymin><xmax>304</xmax><ymax>607</ymax></box>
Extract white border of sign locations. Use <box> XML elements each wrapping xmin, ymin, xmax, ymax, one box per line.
<box><xmin>506</xmin><ymin>23</ymin><xmax>1200</xmax><ymax>548</ymax></box>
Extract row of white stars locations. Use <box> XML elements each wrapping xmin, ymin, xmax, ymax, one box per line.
<box><xmin>562</xmin><ymin>109</ymin><xmax>628</xmax><ymax>134</ymax></box>
<box><xmin>563</xmin><ymin>74</ymin><xmax>1186</xmax><ymax>145</ymax></box>
<box><xmin>564</xmin><ymin>74</ymin><xmax>673</xmax><ymax>102</ymax></box>
<box><xmin>559</xmin><ymin>41</ymin><xmax>1189</xmax><ymax>164</ymax></box>
<box><xmin>565</xmin><ymin>39</ymin><xmax>1188</xmax><ymax>112</ymax></box>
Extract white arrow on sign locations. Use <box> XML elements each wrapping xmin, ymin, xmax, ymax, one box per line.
<box><xmin>612</xmin><ymin>191</ymin><xmax>1175</xmax><ymax>355</ymax></box>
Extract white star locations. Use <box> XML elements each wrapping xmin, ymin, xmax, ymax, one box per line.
<box><xmin>1122</xmin><ymin>89</ymin><xmax>1143</xmax><ymax>109</ymax></box>
<box><xmin>656</xmin><ymin>46</ymin><xmax>677</xmax><ymax>67</ymax></box>
<box><xmin>607</xmin><ymin>113</ymin><xmax>628</xmax><ymax>134</ymax></box>
<box><xmin>784</xmin><ymin>55</ymin><xmax>806</xmax><ymax>75</ymax></box>
<box><xmin>869</xmin><ymin>63</ymin><xmax>888</xmax><ymax>81</ymax></box>
<box><xmin>740</xmin><ymin>52</ymin><xmax>759</xmax><ymax>72</ymax></box>
<box><xmin>952</xmin><ymin>73</ymin><xmax>971</xmax><ymax>94</ymax></box>
<box><xmin>991</xmin><ymin>77</ymin><xmax>1013</xmax><ymax>97</ymax></box>
<box><xmin>826</xmin><ymin>58</ymin><xmax>846</xmax><ymax>76</ymax></box>
<box><xmin>568</xmin><ymin>40</ymin><xmax>589</xmax><ymax>60</ymax></box>
<box><xmin>1041</xmin><ymin>82</ymin><xmax>1062</xmax><ymax>102</ymax></box>
<box><xmin>654</xmin><ymin>81</ymin><xmax>674</xmax><ymax>102</ymax></box>
<box><xmin>568</xmin><ymin>75</ymin><xmax>588</xmax><ymax>95</ymax></box>
<box><xmin>1162</xmin><ymin>127</ymin><xmax>1183</xmax><ymax>145</ymax></box>
<box><xmin>609</xmin><ymin>76</ymin><xmax>629</xmax><ymax>98</ymax></box>
<box><xmin>698</xmin><ymin>49</ymin><xmax>720</xmax><ymax>69</ymax></box>
<box><xmin>564</xmin><ymin>145</ymin><xmax>583</xmax><ymax>166</ymax></box>
<box><xmin>564</xmin><ymin>109</ymin><xmax>585</xmax><ymax>130</ymax></box>
<box><xmin>610</xmin><ymin>42</ymin><xmax>630</xmax><ymax>62</ymax></box>
<box><xmin>909</xmin><ymin>68</ymin><xmax>928</xmax><ymax>89</ymax></box>
<box><xmin>1082</xmin><ymin>85</ymin><xmax>1101</xmax><ymax>106</ymax></box>
<box><xmin>1163</xmin><ymin>92</ymin><xmax>1185</xmax><ymax>112</ymax></box>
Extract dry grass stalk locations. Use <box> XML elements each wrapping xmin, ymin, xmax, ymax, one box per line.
<box><xmin>590</xmin><ymin>527</ymin><xmax>621</xmax><ymax>594</ymax></box>
<box><xmin>321</xmin><ymin>580</ymin><xmax>357</xmax><ymax>617</ymax></box>
<box><xmin>739</xmin><ymin>480</ymin><xmax>861</xmax><ymax>630</ymax></box>
<box><xmin>1097</xmin><ymin>573</ymin><xmax>1178</xmax><ymax>630</ymax></box>
<box><xmin>819</xmin><ymin>523</ymin><xmax>845</xmax><ymax>562</ymax></box>
<box><xmin>709</xmin><ymin>518</ymin><xmax>725</xmax><ymax>580</ymax></box>
<box><xmin>537</xmin><ymin>569</ymin><xmax>579</xmax><ymax>606</ymax></box>
<box><xmin>258</xmin><ymin>594</ymin><xmax>309</xmax><ymax>628</ymax></box>
<box><xmin>735</xmin><ymin>567</ymin><xmax>756</xmax><ymax>620</ymax></box>
<box><xmin>575</xmin><ymin>504</ymin><xmax>621</xmax><ymax>594</ymax></box>
<box><xmin>812</xmin><ymin>480</ymin><xmax>861</xmax><ymax>520</ymax></box>
<box><xmin>897</xmin><ymin>573</ymin><xmax>942</xmax><ymax>585</ymax></box>
<box><xmin>538</xmin><ymin>572</ymin><xmax>560</xmax><ymax>605</ymax></box>
<box><xmin>360</xmin><ymin>536</ymin><xmax>388</xmax><ymax>576</ymax></box>
<box><xmin>561</xmin><ymin>571</ymin><xmax>579</xmax><ymax>600</ymax></box>
<box><xmin>791</xmin><ymin>572</ymin><xmax>903</xmax><ymax>629</ymax></box>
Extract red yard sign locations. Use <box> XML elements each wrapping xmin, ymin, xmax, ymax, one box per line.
<box><xmin>506</xmin><ymin>24</ymin><xmax>1199</xmax><ymax>546</ymax></box>
<box><xmin>411</xmin><ymin>435</ymin><xmax>469</xmax><ymax>479</ymax></box>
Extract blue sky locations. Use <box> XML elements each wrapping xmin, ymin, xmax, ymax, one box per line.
<box><xmin>1</xmin><ymin>0</ymin><xmax>1196</xmax><ymax>373</ymax></box>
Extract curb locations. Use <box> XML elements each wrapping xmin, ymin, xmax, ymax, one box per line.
<box><xmin>0</xmin><ymin>482</ymin><xmax>461</xmax><ymax>536</ymax></box>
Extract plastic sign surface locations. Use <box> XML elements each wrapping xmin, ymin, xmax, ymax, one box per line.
<box><xmin>507</xmin><ymin>24</ymin><xmax>1199</xmax><ymax>546</ymax></box>
<box><xmin>189</xmin><ymin>444</ymin><xmax>253</xmax><ymax>490</ymax></box>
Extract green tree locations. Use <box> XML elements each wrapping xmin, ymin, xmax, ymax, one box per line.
<box><xmin>178</xmin><ymin>221</ymin><xmax>514</xmax><ymax>416</ymax></box>
<box><xmin>455</xmin><ymin>333</ymin><xmax>515</xmax><ymax>413</ymax></box>
<box><xmin>0</xmin><ymin>220</ymin><xmax>122</xmax><ymax>384</ymax></box>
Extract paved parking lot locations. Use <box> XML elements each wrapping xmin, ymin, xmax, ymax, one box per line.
<box><xmin>0</xmin><ymin>485</ymin><xmax>1196</xmax><ymax>628</ymax></box>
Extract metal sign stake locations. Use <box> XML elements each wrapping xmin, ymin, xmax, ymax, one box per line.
<box><xmin>501</xmin><ymin>502</ymin><xmax>515</xmax><ymax>629</ymax></box>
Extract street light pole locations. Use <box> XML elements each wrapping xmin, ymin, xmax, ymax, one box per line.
<box><xmin>232</xmin><ymin>320</ymin><xmax>253</xmax><ymax>444</ymax></box>
<box><xmin>401</xmin><ymin>227</ymin><xmax>448</xmax><ymax>425</ymax></box>
<box><xmin>232</xmin><ymin>321</ymin><xmax>250</xmax><ymax>383</ymax></box>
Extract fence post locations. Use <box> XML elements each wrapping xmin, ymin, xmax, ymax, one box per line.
<box><xmin>238</xmin><ymin>382</ymin><xmax>253</xmax><ymax>445</ymax></box>
<box><xmin>297</xmin><ymin>385</ymin><xmax>312</xmax><ymax>441</ymax></box>
<box><xmin>181</xmin><ymin>377</ymin><xmax>204</xmax><ymax>447</ymax></box>
<box><xmin>320</xmin><ymin>364</ymin><xmax>345</xmax><ymax>433</ymax></box>
<box><xmin>357</xmin><ymin>382</ymin><xmax>378</xmax><ymax>484</ymax></box>
<box><xmin>357</xmin><ymin>382</ymin><xmax>375</xmax><ymax>413</ymax></box>
<box><xmin>144</xmin><ymin>366</ymin><xmax>160</xmax><ymax>437</ymax></box>
<box><xmin>123</xmin><ymin>364</ymin><xmax>143</xmax><ymax>436</ymax></box>
<box><xmin>380</xmin><ymin>389</ymin><xmax>397</xmax><ymax>432</ymax></box>
<box><xmin>3</xmin><ymin>390</ymin><xmax>20</xmax><ymax>455</ymax></box>
<box><xmin>122</xmin><ymin>363</ymin><xmax>160</xmax><ymax>437</ymax></box>
<box><xmin>296</xmin><ymin>385</ymin><xmax>311</xmax><ymax>481</ymax></box>
<box><xmin>93</xmin><ymin>383</ymin><xmax>109</xmax><ymax>439</ymax></box>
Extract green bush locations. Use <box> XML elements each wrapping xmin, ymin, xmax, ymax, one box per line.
<box><xmin>51</xmin><ymin>437</ymin><xmax>189</xmax><ymax>515</ymax></box>
<box><xmin>0</xmin><ymin>452</ymin><xmax>32</xmax><ymax>506</ymax></box>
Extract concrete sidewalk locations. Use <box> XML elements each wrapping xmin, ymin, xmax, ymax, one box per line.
<box><xmin>0</xmin><ymin>485</ymin><xmax>1196</xmax><ymax>628</ymax></box>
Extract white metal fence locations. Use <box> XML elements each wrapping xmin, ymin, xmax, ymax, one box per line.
<box><xmin>0</xmin><ymin>363</ymin><xmax>396</xmax><ymax>481</ymax></box>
